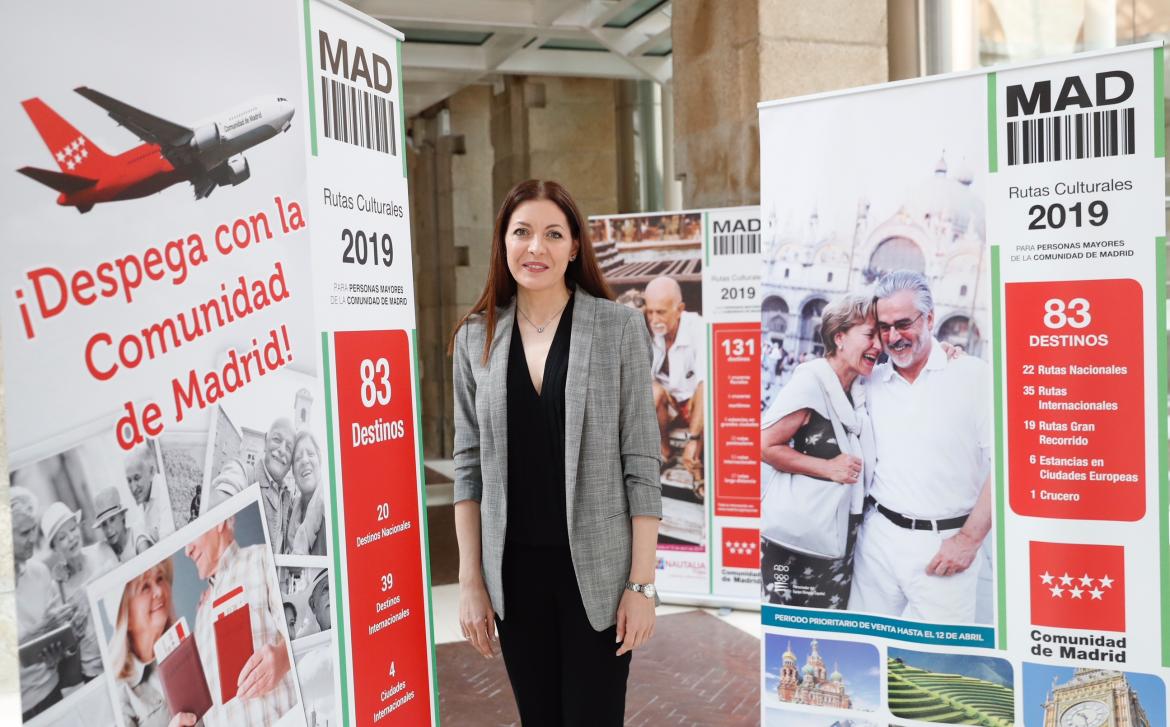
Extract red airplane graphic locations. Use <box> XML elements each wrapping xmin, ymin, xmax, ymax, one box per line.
<box><xmin>18</xmin><ymin>87</ymin><xmax>295</xmax><ymax>212</ymax></box>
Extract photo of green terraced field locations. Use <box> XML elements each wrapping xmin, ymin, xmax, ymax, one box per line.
<box><xmin>887</xmin><ymin>648</ymin><xmax>1015</xmax><ymax>726</ymax></box>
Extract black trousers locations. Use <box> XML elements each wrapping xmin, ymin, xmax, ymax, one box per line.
<box><xmin>496</xmin><ymin>543</ymin><xmax>632</xmax><ymax>726</ymax></box>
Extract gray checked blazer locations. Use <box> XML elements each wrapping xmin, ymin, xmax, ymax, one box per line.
<box><xmin>452</xmin><ymin>285</ymin><xmax>662</xmax><ymax>631</ymax></box>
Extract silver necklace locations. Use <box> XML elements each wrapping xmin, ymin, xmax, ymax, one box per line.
<box><xmin>519</xmin><ymin>296</ymin><xmax>570</xmax><ymax>333</ymax></box>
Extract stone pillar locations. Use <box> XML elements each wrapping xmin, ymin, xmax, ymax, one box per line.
<box><xmin>408</xmin><ymin>85</ymin><xmax>494</xmax><ymax>460</ymax></box>
<box><xmin>661</xmin><ymin>85</ymin><xmax>684</xmax><ymax>210</ymax></box>
<box><xmin>615</xmin><ymin>80</ymin><xmax>640</xmax><ymax>212</ymax></box>
<box><xmin>490</xmin><ymin>76</ymin><xmax>531</xmax><ymax>210</ymax></box>
<box><xmin>450</xmin><ymin>87</ymin><xmax>496</xmax><ymax>315</ymax></box>
<box><xmin>672</xmin><ymin>0</ymin><xmax>889</xmax><ymax>209</ymax></box>
<box><xmin>408</xmin><ymin>113</ymin><xmax>454</xmax><ymax>460</ymax></box>
<box><xmin>489</xmin><ymin>75</ymin><xmax>618</xmax><ymax>214</ymax></box>
<box><xmin>524</xmin><ymin>76</ymin><xmax>619</xmax><ymax>215</ymax></box>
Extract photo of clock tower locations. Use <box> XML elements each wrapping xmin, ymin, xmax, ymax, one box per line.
<box><xmin>1042</xmin><ymin>669</ymin><xmax>1151</xmax><ymax>727</ymax></box>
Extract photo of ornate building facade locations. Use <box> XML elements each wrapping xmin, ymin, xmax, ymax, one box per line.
<box><xmin>777</xmin><ymin>639</ymin><xmax>854</xmax><ymax>709</ymax></box>
<box><xmin>1042</xmin><ymin>669</ymin><xmax>1152</xmax><ymax>727</ymax></box>
<box><xmin>760</xmin><ymin>154</ymin><xmax>989</xmax><ymax>401</ymax></box>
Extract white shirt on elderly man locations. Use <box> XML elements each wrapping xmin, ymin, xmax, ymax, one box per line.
<box><xmin>865</xmin><ymin>339</ymin><xmax>992</xmax><ymax>520</ymax></box>
<box><xmin>848</xmin><ymin>338</ymin><xmax>992</xmax><ymax>624</ymax></box>
<box><xmin>650</xmin><ymin>310</ymin><xmax>706</xmax><ymax>403</ymax></box>
<box><xmin>195</xmin><ymin>541</ymin><xmax>297</xmax><ymax>727</ymax></box>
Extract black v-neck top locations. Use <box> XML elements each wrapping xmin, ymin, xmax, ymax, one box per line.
<box><xmin>506</xmin><ymin>295</ymin><xmax>574</xmax><ymax>547</ymax></box>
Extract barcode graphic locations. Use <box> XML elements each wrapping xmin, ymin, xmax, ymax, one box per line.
<box><xmin>713</xmin><ymin>233</ymin><xmax>760</xmax><ymax>255</ymax></box>
<box><xmin>320</xmin><ymin>78</ymin><xmax>396</xmax><ymax>155</ymax></box>
<box><xmin>1006</xmin><ymin>108</ymin><xmax>1134</xmax><ymax>166</ymax></box>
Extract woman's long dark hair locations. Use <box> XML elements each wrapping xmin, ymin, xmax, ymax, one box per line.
<box><xmin>450</xmin><ymin>179</ymin><xmax>614</xmax><ymax>362</ymax></box>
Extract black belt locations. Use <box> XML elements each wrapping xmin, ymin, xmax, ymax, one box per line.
<box><xmin>865</xmin><ymin>496</ymin><xmax>968</xmax><ymax>531</ymax></box>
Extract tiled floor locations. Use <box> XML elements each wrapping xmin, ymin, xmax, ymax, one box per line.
<box><xmin>428</xmin><ymin>535</ymin><xmax>763</xmax><ymax>725</ymax></box>
<box><xmin>424</xmin><ymin>473</ymin><xmax>764</xmax><ymax>726</ymax></box>
<box><xmin>434</xmin><ymin>608</ymin><xmax>761</xmax><ymax>727</ymax></box>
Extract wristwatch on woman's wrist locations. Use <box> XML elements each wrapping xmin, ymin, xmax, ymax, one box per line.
<box><xmin>625</xmin><ymin>581</ymin><xmax>659</xmax><ymax>605</ymax></box>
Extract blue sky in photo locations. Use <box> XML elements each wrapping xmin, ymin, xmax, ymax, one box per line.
<box><xmin>1022</xmin><ymin>663</ymin><xmax>1166</xmax><ymax>727</ymax></box>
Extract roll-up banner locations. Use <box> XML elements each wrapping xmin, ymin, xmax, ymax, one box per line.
<box><xmin>758</xmin><ymin>43</ymin><xmax>1166</xmax><ymax>726</ymax></box>
<box><xmin>589</xmin><ymin>207</ymin><xmax>763</xmax><ymax>603</ymax></box>
<box><xmin>0</xmin><ymin>2</ymin><xmax>436</xmax><ymax>726</ymax></box>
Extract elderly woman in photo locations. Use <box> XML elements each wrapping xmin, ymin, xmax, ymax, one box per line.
<box><xmin>111</xmin><ymin>559</ymin><xmax>196</xmax><ymax>727</ymax></box>
<box><xmin>287</xmin><ymin>430</ymin><xmax>326</xmax><ymax>556</ymax></box>
<box><xmin>42</xmin><ymin>500</ymin><xmax>115</xmax><ymax>683</ymax></box>
<box><xmin>12</xmin><ymin>487</ymin><xmax>75</xmax><ymax>720</ymax></box>
<box><xmin>759</xmin><ymin>293</ymin><xmax>880</xmax><ymax>609</ymax></box>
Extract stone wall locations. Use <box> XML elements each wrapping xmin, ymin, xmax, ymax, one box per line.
<box><xmin>672</xmin><ymin>0</ymin><xmax>889</xmax><ymax>209</ymax></box>
<box><xmin>525</xmin><ymin>76</ymin><xmax>619</xmax><ymax>216</ymax></box>
<box><xmin>491</xmin><ymin>75</ymin><xmax>619</xmax><ymax>216</ymax></box>
<box><xmin>407</xmin><ymin>84</ymin><xmax>496</xmax><ymax>460</ymax></box>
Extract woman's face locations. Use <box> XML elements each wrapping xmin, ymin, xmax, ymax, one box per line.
<box><xmin>50</xmin><ymin>517</ymin><xmax>81</xmax><ymax>559</ymax></box>
<box><xmin>834</xmin><ymin>316</ymin><xmax>881</xmax><ymax>378</ymax></box>
<box><xmin>504</xmin><ymin>199</ymin><xmax>578</xmax><ymax>294</ymax></box>
<box><xmin>293</xmin><ymin>439</ymin><xmax>320</xmax><ymax>494</ymax></box>
<box><xmin>128</xmin><ymin>567</ymin><xmax>173</xmax><ymax>653</ymax></box>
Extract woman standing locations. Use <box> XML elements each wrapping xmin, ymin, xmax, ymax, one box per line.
<box><xmin>451</xmin><ymin>179</ymin><xmax>661</xmax><ymax>726</ymax></box>
<box><xmin>759</xmin><ymin>294</ymin><xmax>880</xmax><ymax>609</ymax></box>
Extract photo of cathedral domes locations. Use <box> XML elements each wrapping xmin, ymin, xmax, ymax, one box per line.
<box><xmin>763</xmin><ymin>634</ymin><xmax>880</xmax><ymax>714</ymax></box>
<box><xmin>1023</xmin><ymin>664</ymin><xmax>1166</xmax><ymax>727</ymax></box>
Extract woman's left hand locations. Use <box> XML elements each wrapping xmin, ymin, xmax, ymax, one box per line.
<box><xmin>615</xmin><ymin>589</ymin><xmax>656</xmax><ymax>656</ymax></box>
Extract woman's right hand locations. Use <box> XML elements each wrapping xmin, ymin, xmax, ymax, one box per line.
<box><xmin>821</xmin><ymin>453</ymin><xmax>863</xmax><ymax>484</ymax></box>
<box><xmin>167</xmin><ymin>712</ymin><xmax>197</xmax><ymax>727</ymax></box>
<box><xmin>458</xmin><ymin>578</ymin><xmax>497</xmax><ymax>659</ymax></box>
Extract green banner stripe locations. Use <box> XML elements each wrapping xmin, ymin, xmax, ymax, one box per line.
<box><xmin>990</xmin><ymin>247</ymin><xmax>1007</xmax><ymax>650</ymax></box>
<box><xmin>321</xmin><ymin>332</ymin><xmax>351</xmax><ymax>725</ymax></box>
<box><xmin>1157</xmin><ymin>237</ymin><xmax>1169</xmax><ymax>666</ymax></box>
<box><xmin>303</xmin><ymin>0</ymin><xmax>318</xmax><ymax>156</ymax></box>
<box><xmin>411</xmin><ymin>329</ymin><xmax>442</xmax><ymax>723</ymax></box>
<box><xmin>1155</xmin><ymin>46</ymin><xmax>1165</xmax><ymax>159</ymax></box>
<box><xmin>987</xmin><ymin>72</ymin><xmax>998</xmax><ymax>174</ymax></box>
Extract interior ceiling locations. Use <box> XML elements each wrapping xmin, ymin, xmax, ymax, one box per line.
<box><xmin>344</xmin><ymin>0</ymin><xmax>672</xmax><ymax>116</ymax></box>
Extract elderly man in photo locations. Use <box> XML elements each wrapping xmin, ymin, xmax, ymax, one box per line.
<box><xmin>848</xmin><ymin>270</ymin><xmax>992</xmax><ymax>624</ymax></box>
<box><xmin>643</xmin><ymin>276</ymin><xmax>706</xmax><ymax>480</ymax></box>
<box><xmin>308</xmin><ymin>569</ymin><xmax>330</xmax><ymax>632</ymax></box>
<box><xmin>210</xmin><ymin>418</ymin><xmax>295</xmax><ymax>550</ymax></box>
<box><xmin>185</xmin><ymin>514</ymin><xmax>297</xmax><ymax>725</ymax></box>
<box><xmin>125</xmin><ymin>442</ymin><xmax>174</xmax><ymax>545</ymax></box>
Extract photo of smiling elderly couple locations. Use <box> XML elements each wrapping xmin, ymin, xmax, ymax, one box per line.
<box><xmin>758</xmin><ymin>132</ymin><xmax>995</xmax><ymax>627</ymax></box>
